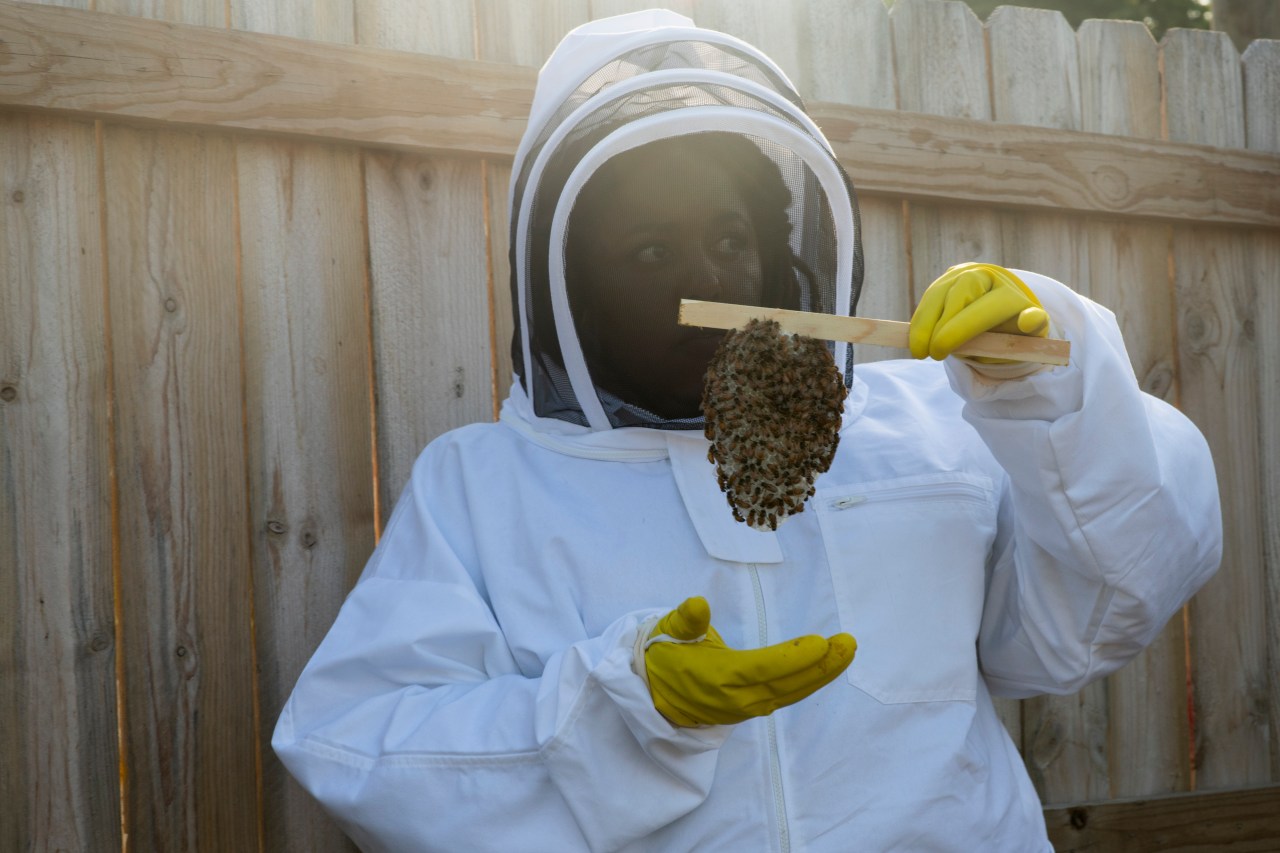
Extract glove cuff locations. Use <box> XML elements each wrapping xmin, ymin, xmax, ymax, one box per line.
<box><xmin>632</xmin><ymin>615</ymin><xmax>662</xmax><ymax>689</ymax></box>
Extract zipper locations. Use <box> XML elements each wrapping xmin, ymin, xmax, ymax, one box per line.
<box><xmin>825</xmin><ymin>480</ymin><xmax>991</xmax><ymax>511</ymax></box>
<box><xmin>749</xmin><ymin>565</ymin><xmax>791</xmax><ymax>853</ymax></box>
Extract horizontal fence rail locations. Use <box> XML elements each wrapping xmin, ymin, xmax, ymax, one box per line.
<box><xmin>2</xmin><ymin>1</ymin><xmax>1279</xmax><ymax>226</ymax></box>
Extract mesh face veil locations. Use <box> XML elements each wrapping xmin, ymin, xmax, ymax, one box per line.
<box><xmin>509</xmin><ymin>10</ymin><xmax>864</xmax><ymax>431</ymax></box>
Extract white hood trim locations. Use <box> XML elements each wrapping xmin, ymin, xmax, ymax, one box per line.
<box><xmin>514</xmin><ymin>11</ymin><xmax>801</xmax><ymax>208</ymax></box>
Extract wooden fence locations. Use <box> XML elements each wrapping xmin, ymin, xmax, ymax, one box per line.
<box><xmin>1</xmin><ymin>0</ymin><xmax>1277</xmax><ymax>849</ymax></box>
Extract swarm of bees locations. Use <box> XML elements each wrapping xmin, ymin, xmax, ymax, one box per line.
<box><xmin>702</xmin><ymin>318</ymin><xmax>847</xmax><ymax>531</ymax></box>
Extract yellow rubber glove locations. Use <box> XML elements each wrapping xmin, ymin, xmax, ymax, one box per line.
<box><xmin>643</xmin><ymin>596</ymin><xmax>856</xmax><ymax>727</ymax></box>
<box><xmin>909</xmin><ymin>262</ymin><xmax>1050</xmax><ymax>363</ymax></box>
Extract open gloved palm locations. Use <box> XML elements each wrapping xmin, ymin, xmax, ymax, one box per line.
<box><xmin>643</xmin><ymin>596</ymin><xmax>856</xmax><ymax>727</ymax></box>
<box><xmin>909</xmin><ymin>262</ymin><xmax>1050</xmax><ymax>364</ymax></box>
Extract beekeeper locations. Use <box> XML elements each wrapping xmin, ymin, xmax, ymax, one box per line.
<box><xmin>274</xmin><ymin>10</ymin><xmax>1222</xmax><ymax>852</ymax></box>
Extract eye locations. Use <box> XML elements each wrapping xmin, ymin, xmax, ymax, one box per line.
<box><xmin>714</xmin><ymin>233</ymin><xmax>749</xmax><ymax>256</ymax></box>
<box><xmin>634</xmin><ymin>244</ymin><xmax>670</xmax><ymax>265</ymax></box>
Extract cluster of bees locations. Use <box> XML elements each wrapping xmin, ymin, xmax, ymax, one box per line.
<box><xmin>702</xmin><ymin>319</ymin><xmax>847</xmax><ymax>531</ymax></box>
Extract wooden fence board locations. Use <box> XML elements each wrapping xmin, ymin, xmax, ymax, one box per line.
<box><xmin>1242</xmin><ymin>39</ymin><xmax>1280</xmax><ymax>784</ymax></box>
<box><xmin>889</xmin><ymin>0</ymin><xmax>1026</xmax><ymax>749</ymax></box>
<box><xmin>889</xmin><ymin>0</ymin><xmax>1002</xmax><ymax>325</ymax></box>
<box><xmin>95</xmin><ymin>0</ymin><xmax>222</xmax><ymax>27</ymax></box>
<box><xmin>103</xmin><ymin>123</ymin><xmax>259</xmax><ymax>851</ymax></box>
<box><xmin>799</xmin><ymin>0</ymin><xmax>909</xmax><ymax>364</ymax></box>
<box><xmin>231</xmin><ymin>0</ymin><xmax>355</xmax><ymax>44</ymax></box>
<box><xmin>0</xmin><ymin>112</ymin><xmax>120</xmax><ymax>853</ymax></box>
<box><xmin>5</xmin><ymin>1</ymin><xmax>1280</xmax><ymax>227</ymax></box>
<box><xmin>832</xmin><ymin>0</ymin><xmax>911</xmax><ymax>353</ymax></box>
<box><xmin>591</xmin><ymin>0</ymin><xmax>692</xmax><ymax>18</ymax></box>
<box><xmin>353</xmin><ymin>0</ymin><xmax>473</xmax><ymax>56</ymax></box>
<box><xmin>224</xmin><ymin>3</ymin><xmax>364</xmax><ymax>846</ymax></box>
<box><xmin>890</xmin><ymin>0</ymin><xmax>1001</xmax><ymax>300</ymax></box>
<box><xmin>476</xmin><ymin>0</ymin><xmax>588</xmax><ymax>68</ymax></box>
<box><xmin>1163</xmin><ymin>28</ymin><xmax>1272</xmax><ymax>792</ymax></box>
<box><xmin>1045</xmin><ymin>784</ymin><xmax>1280</xmax><ymax>852</ymax></box>
<box><xmin>989</xmin><ymin>5</ymin><xmax>1106</xmax><ymax>807</ymax></box>
<box><xmin>1079</xmin><ymin>19</ymin><xmax>1189</xmax><ymax>801</ymax></box>
<box><xmin>237</xmin><ymin>138</ymin><xmax>371</xmax><ymax>853</ymax></box>
<box><xmin>357</xmin><ymin>0</ymin><xmax>495</xmax><ymax>516</ymax></box>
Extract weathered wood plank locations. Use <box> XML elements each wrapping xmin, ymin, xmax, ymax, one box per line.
<box><xmin>987</xmin><ymin>9</ymin><xmax>1098</xmax><ymax>803</ymax></box>
<box><xmin>353</xmin><ymin>0</ymin><xmax>474</xmax><ymax>56</ymax></box>
<box><xmin>94</xmin><ymin>0</ymin><xmax>222</xmax><ymax>26</ymax></box>
<box><xmin>590</xmin><ymin>0</ymin><xmax>692</xmax><ymax>21</ymax></box>
<box><xmin>224</xmin><ymin>2</ymin><xmax>364</xmax><ymax>848</ymax></box>
<box><xmin>104</xmin><ymin>123</ymin><xmax>258</xmax><ymax>851</ymax></box>
<box><xmin>889</xmin><ymin>0</ymin><xmax>1023</xmax><ymax>749</ymax></box>
<box><xmin>4</xmin><ymin>0</ymin><xmax>1279</xmax><ymax>226</ymax></box>
<box><xmin>1044</xmin><ymin>784</ymin><xmax>1280</xmax><ymax>852</ymax></box>
<box><xmin>237</xmin><ymin>138</ymin><xmax>371</xmax><ymax>853</ymax></box>
<box><xmin>476</xmin><ymin>0</ymin><xmax>587</xmax><ymax>68</ymax></box>
<box><xmin>0</xmin><ymin>111</ymin><xmax>121</xmax><ymax>853</ymax></box>
<box><xmin>0</xmin><ymin>0</ymin><xmax>532</xmax><ymax>155</ymax></box>
<box><xmin>1241</xmin><ymin>38</ymin><xmax>1280</xmax><ymax>785</ymax></box>
<box><xmin>230</xmin><ymin>0</ymin><xmax>355</xmax><ymax>44</ymax></box>
<box><xmin>357</xmin><ymin>0</ymin><xmax>494</xmax><ymax>517</ymax></box>
<box><xmin>1078</xmin><ymin>19</ymin><xmax>1189</xmax><ymax>801</ymax></box>
<box><xmin>807</xmin><ymin>0</ymin><xmax>908</xmax><ymax>365</ymax></box>
<box><xmin>1163</xmin><ymin>27</ymin><xmax>1272</xmax><ymax>792</ymax></box>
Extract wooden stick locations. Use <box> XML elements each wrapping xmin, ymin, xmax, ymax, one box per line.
<box><xmin>679</xmin><ymin>300</ymin><xmax>1071</xmax><ymax>366</ymax></box>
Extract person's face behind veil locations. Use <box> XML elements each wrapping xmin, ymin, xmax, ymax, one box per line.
<box><xmin>565</xmin><ymin>137</ymin><xmax>781</xmax><ymax>420</ymax></box>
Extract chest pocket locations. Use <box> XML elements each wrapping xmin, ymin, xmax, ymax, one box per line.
<box><xmin>815</xmin><ymin>473</ymin><xmax>997</xmax><ymax>704</ymax></box>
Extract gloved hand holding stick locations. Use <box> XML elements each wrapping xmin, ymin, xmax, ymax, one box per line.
<box><xmin>679</xmin><ymin>264</ymin><xmax>1068</xmax><ymax>367</ymax></box>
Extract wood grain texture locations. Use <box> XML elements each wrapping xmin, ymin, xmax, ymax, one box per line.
<box><xmin>5</xmin><ymin>1</ymin><xmax>1279</xmax><ymax>226</ymax></box>
<box><xmin>1241</xmin><ymin>39</ymin><xmax>1280</xmax><ymax>785</ymax></box>
<box><xmin>1079</xmin><ymin>18</ymin><xmax>1189</xmax><ymax>802</ymax></box>
<box><xmin>1045</xmin><ymin>784</ymin><xmax>1280</xmax><ymax>852</ymax></box>
<box><xmin>357</xmin><ymin>0</ymin><xmax>494</xmax><ymax>518</ymax></box>
<box><xmin>678</xmin><ymin>300</ymin><xmax>1069</xmax><ymax>364</ymax></box>
<box><xmin>590</xmin><ymin>0</ymin><xmax>692</xmax><ymax>19</ymax></box>
<box><xmin>94</xmin><ymin>0</ymin><xmax>222</xmax><ymax>27</ymax></box>
<box><xmin>890</xmin><ymin>0</ymin><xmax>989</xmax><ymax>120</ymax></box>
<box><xmin>223</xmin><ymin>2</ymin><xmax>366</xmax><ymax>847</ymax></box>
<box><xmin>0</xmin><ymin>0</ymin><xmax>535</xmax><ymax>156</ymax></box>
<box><xmin>1079</xmin><ymin>19</ymin><xmax>1161</xmax><ymax>140</ymax></box>
<box><xmin>889</xmin><ymin>0</ymin><xmax>1023</xmax><ymax>745</ymax></box>
<box><xmin>104</xmin><ymin>123</ymin><xmax>258</xmax><ymax>851</ymax></box>
<box><xmin>237</xmin><ymin>138</ymin><xmax>371</xmax><ymax>853</ymax></box>
<box><xmin>0</xmin><ymin>111</ymin><xmax>120</xmax><ymax>853</ymax></box>
<box><xmin>989</xmin><ymin>5</ymin><xmax>1104</xmax><ymax>806</ymax></box>
<box><xmin>476</xmin><ymin>0</ymin><xmax>588</xmax><ymax>68</ymax></box>
<box><xmin>363</xmin><ymin>152</ymin><xmax>493</xmax><ymax>512</ymax></box>
<box><xmin>230</xmin><ymin>0</ymin><xmax>355</xmax><ymax>43</ymax></box>
<box><xmin>1163</xmin><ymin>27</ymin><xmax>1272</xmax><ymax>792</ymax></box>
<box><xmin>788</xmin><ymin>0</ymin><xmax>908</xmax><ymax>363</ymax></box>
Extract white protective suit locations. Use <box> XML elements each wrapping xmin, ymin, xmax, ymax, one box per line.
<box><xmin>274</xmin><ymin>11</ymin><xmax>1222</xmax><ymax>853</ymax></box>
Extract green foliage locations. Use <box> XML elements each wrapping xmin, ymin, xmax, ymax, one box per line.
<box><xmin>899</xmin><ymin>0</ymin><xmax>1212</xmax><ymax>39</ymax></box>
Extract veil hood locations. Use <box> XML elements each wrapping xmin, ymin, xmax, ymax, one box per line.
<box><xmin>508</xmin><ymin>9</ymin><xmax>863</xmax><ymax>432</ymax></box>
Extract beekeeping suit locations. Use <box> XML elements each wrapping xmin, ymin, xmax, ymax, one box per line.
<box><xmin>274</xmin><ymin>10</ymin><xmax>1221</xmax><ymax>852</ymax></box>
